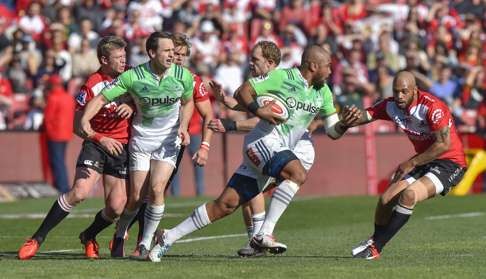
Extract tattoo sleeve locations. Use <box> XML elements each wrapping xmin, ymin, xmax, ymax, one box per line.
<box><xmin>411</xmin><ymin>126</ymin><xmax>451</xmax><ymax>166</ymax></box>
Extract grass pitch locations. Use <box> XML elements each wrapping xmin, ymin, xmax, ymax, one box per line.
<box><xmin>0</xmin><ymin>194</ymin><xmax>485</xmax><ymax>278</ymax></box>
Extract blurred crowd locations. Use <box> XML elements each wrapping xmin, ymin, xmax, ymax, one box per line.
<box><xmin>0</xmin><ymin>0</ymin><xmax>485</xmax><ymax>134</ymax></box>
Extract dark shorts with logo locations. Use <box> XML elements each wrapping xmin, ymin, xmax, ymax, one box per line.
<box><xmin>76</xmin><ymin>140</ymin><xmax>128</xmax><ymax>179</ymax></box>
<box><xmin>407</xmin><ymin>159</ymin><xmax>466</xmax><ymax>196</ymax></box>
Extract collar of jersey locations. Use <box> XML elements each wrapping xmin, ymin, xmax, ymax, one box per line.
<box><xmin>294</xmin><ymin>68</ymin><xmax>309</xmax><ymax>88</ymax></box>
<box><xmin>145</xmin><ymin>62</ymin><xmax>169</xmax><ymax>82</ymax></box>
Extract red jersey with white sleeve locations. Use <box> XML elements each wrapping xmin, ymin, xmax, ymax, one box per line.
<box><xmin>366</xmin><ymin>90</ymin><xmax>466</xmax><ymax>167</ymax></box>
<box><xmin>188</xmin><ymin>73</ymin><xmax>210</xmax><ymax>135</ymax></box>
<box><xmin>75</xmin><ymin>69</ymin><xmax>130</xmax><ymax>144</ymax></box>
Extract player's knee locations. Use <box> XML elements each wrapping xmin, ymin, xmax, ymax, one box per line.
<box><xmin>288</xmin><ymin>169</ymin><xmax>306</xmax><ymax>185</ymax></box>
<box><xmin>69</xmin><ymin>186</ymin><xmax>89</xmax><ymax>204</ymax></box>
<box><xmin>150</xmin><ymin>183</ymin><xmax>165</xmax><ymax>197</ymax></box>
<box><xmin>214</xmin><ymin>198</ymin><xmax>238</xmax><ymax>217</ymax></box>
<box><xmin>400</xmin><ymin>188</ymin><xmax>416</xmax><ymax>207</ymax></box>
<box><xmin>107</xmin><ymin>197</ymin><xmax>127</xmax><ymax>216</ymax></box>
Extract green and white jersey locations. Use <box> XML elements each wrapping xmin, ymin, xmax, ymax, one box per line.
<box><xmin>248</xmin><ymin>68</ymin><xmax>336</xmax><ymax>148</ymax></box>
<box><xmin>102</xmin><ymin>63</ymin><xmax>193</xmax><ymax>138</ymax></box>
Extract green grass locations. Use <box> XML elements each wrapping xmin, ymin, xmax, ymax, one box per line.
<box><xmin>0</xmin><ymin>195</ymin><xmax>485</xmax><ymax>278</ymax></box>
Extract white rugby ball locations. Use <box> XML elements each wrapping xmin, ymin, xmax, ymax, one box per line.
<box><xmin>256</xmin><ymin>95</ymin><xmax>289</xmax><ymax>120</ymax></box>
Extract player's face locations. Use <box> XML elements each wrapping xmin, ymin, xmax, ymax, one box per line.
<box><xmin>313</xmin><ymin>54</ymin><xmax>332</xmax><ymax>87</ymax></box>
<box><xmin>152</xmin><ymin>38</ymin><xmax>174</xmax><ymax>69</ymax></box>
<box><xmin>393</xmin><ymin>79</ymin><xmax>416</xmax><ymax>109</ymax></box>
<box><xmin>174</xmin><ymin>46</ymin><xmax>188</xmax><ymax>66</ymax></box>
<box><xmin>249</xmin><ymin>46</ymin><xmax>273</xmax><ymax>77</ymax></box>
<box><xmin>106</xmin><ymin>48</ymin><xmax>126</xmax><ymax>75</ymax></box>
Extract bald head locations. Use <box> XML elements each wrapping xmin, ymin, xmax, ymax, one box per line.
<box><xmin>301</xmin><ymin>45</ymin><xmax>330</xmax><ymax>67</ymax></box>
<box><xmin>393</xmin><ymin>70</ymin><xmax>418</xmax><ymax>109</ymax></box>
<box><xmin>300</xmin><ymin>45</ymin><xmax>332</xmax><ymax>87</ymax></box>
<box><xmin>393</xmin><ymin>70</ymin><xmax>416</xmax><ymax>88</ymax></box>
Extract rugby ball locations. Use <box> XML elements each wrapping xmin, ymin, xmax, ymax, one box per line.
<box><xmin>256</xmin><ymin>95</ymin><xmax>290</xmax><ymax>120</ymax></box>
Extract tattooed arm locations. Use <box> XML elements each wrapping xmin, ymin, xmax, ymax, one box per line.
<box><xmin>410</xmin><ymin>126</ymin><xmax>451</xmax><ymax>166</ymax></box>
<box><xmin>390</xmin><ymin>126</ymin><xmax>451</xmax><ymax>183</ymax></box>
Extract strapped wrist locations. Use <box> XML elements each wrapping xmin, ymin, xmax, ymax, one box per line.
<box><xmin>247</xmin><ymin>101</ymin><xmax>259</xmax><ymax>114</ymax></box>
<box><xmin>90</xmin><ymin>133</ymin><xmax>104</xmax><ymax>143</ymax></box>
<box><xmin>220</xmin><ymin>118</ymin><xmax>237</xmax><ymax>131</ymax></box>
<box><xmin>200</xmin><ymin>141</ymin><xmax>210</xmax><ymax>150</ymax></box>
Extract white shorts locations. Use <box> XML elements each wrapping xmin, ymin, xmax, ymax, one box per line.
<box><xmin>235</xmin><ymin>131</ymin><xmax>315</xmax><ymax>191</ymax></box>
<box><xmin>129</xmin><ymin>133</ymin><xmax>181</xmax><ymax>171</ymax></box>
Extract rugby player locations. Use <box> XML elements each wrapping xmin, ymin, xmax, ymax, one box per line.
<box><xmin>80</xmin><ymin>31</ymin><xmax>194</xmax><ymax>259</ymax></box>
<box><xmin>18</xmin><ymin>36</ymin><xmax>132</xmax><ymax>260</ymax></box>
<box><xmin>208</xmin><ymin>41</ymin><xmax>320</xmax><ymax>257</ymax></box>
<box><xmin>124</xmin><ymin>33</ymin><xmax>214</xmax><ymax>257</ymax></box>
<box><xmin>347</xmin><ymin>71</ymin><xmax>466</xmax><ymax>259</ymax></box>
<box><xmin>148</xmin><ymin>45</ymin><xmax>357</xmax><ymax>262</ymax></box>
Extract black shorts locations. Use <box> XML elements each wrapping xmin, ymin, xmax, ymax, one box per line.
<box><xmin>406</xmin><ymin>159</ymin><xmax>466</xmax><ymax>196</ymax></box>
<box><xmin>76</xmin><ymin>140</ymin><xmax>128</xmax><ymax>179</ymax></box>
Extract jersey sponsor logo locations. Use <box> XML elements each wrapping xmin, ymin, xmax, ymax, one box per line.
<box><xmin>140</xmin><ymin>96</ymin><xmax>181</xmax><ymax>106</ymax></box>
<box><xmin>285</xmin><ymin>97</ymin><xmax>319</xmax><ymax>113</ymax></box>
<box><xmin>246</xmin><ymin>148</ymin><xmax>261</xmax><ymax>166</ymax></box>
<box><xmin>105</xmin><ymin>78</ymin><xmax>119</xmax><ymax>90</ymax></box>
<box><xmin>76</xmin><ymin>90</ymin><xmax>87</xmax><ymax>106</ymax></box>
<box><xmin>431</xmin><ymin>109</ymin><xmax>444</xmax><ymax>124</ymax></box>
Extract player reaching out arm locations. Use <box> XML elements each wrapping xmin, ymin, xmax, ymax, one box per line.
<box><xmin>346</xmin><ymin>70</ymin><xmax>466</xmax><ymax>260</ymax></box>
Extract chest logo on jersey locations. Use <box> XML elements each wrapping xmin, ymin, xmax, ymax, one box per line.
<box><xmin>285</xmin><ymin>97</ymin><xmax>319</xmax><ymax>113</ymax></box>
<box><xmin>140</xmin><ymin>96</ymin><xmax>180</xmax><ymax>106</ymax></box>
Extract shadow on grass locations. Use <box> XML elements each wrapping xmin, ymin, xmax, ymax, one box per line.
<box><xmin>0</xmin><ymin>251</ymin><xmax>353</xmax><ymax>261</ymax></box>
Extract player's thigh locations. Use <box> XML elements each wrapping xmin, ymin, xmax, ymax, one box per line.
<box><xmin>149</xmin><ymin>160</ymin><xmax>175</xmax><ymax>191</ymax></box>
<box><xmin>381</xmin><ymin>180</ymin><xmax>410</xmax><ymax>205</ymax></box>
<box><xmin>293</xmin><ymin>134</ymin><xmax>315</xmax><ymax>172</ymax></box>
<box><xmin>68</xmin><ymin>167</ymin><xmax>102</xmax><ymax>203</ymax></box>
<box><xmin>401</xmin><ymin>176</ymin><xmax>436</xmax><ymax>205</ymax></box>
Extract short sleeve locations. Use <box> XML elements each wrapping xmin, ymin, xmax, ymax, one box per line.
<box><xmin>366</xmin><ymin>98</ymin><xmax>392</xmax><ymax>121</ymax></box>
<box><xmin>248</xmin><ymin>69</ymin><xmax>283</xmax><ymax>96</ymax></box>
<box><xmin>102</xmin><ymin>71</ymin><xmax>132</xmax><ymax>101</ymax></box>
<box><xmin>75</xmin><ymin>85</ymin><xmax>93</xmax><ymax>111</ymax></box>
<box><xmin>193</xmin><ymin>75</ymin><xmax>210</xmax><ymax>103</ymax></box>
<box><xmin>426</xmin><ymin>101</ymin><xmax>451</xmax><ymax>131</ymax></box>
<box><xmin>319</xmin><ymin>84</ymin><xmax>337</xmax><ymax>117</ymax></box>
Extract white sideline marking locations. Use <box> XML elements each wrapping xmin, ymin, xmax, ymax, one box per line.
<box><xmin>425</xmin><ymin>212</ymin><xmax>484</xmax><ymax>220</ymax></box>
<box><xmin>176</xmin><ymin>233</ymin><xmax>246</xmax><ymax>244</ymax></box>
<box><xmin>0</xmin><ymin>213</ymin><xmax>183</xmax><ymax>219</ymax></box>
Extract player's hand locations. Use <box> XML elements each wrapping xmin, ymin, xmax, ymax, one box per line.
<box><xmin>208</xmin><ymin>80</ymin><xmax>224</xmax><ymax>102</ymax></box>
<box><xmin>340</xmin><ymin>105</ymin><xmax>362</xmax><ymax>127</ymax></box>
<box><xmin>390</xmin><ymin>160</ymin><xmax>416</xmax><ymax>184</ymax></box>
<box><xmin>178</xmin><ymin>128</ymin><xmax>190</xmax><ymax>146</ymax></box>
<box><xmin>80</xmin><ymin>120</ymin><xmax>95</xmax><ymax>138</ymax></box>
<box><xmin>256</xmin><ymin>101</ymin><xmax>286</xmax><ymax>125</ymax></box>
<box><xmin>192</xmin><ymin>148</ymin><xmax>208</xmax><ymax>167</ymax></box>
<box><xmin>208</xmin><ymin>119</ymin><xmax>226</xmax><ymax>133</ymax></box>
<box><xmin>99</xmin><ymin>137</ymin><xmax>124</xmax><ymax>156</ymax></box>
<box><xmin>116</xmin><ymin>103</ymin><xmax>134</xmax><ymax>119</ymax></box>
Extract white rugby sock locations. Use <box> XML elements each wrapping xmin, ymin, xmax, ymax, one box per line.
<box><xmin>165</xmin><ymin>204</ymin><xmax>211</xmax><ymax>245</ymax></box>
<box><xmin>260</xmin><ymin>180</ymin><xmax>299</xmax><ymax>236</ymax></box>
<box><xmin>115</xmin><ymin>208</ymin><xmax>138</xmax><ymax>238</ymax></box>
<box><xmin>251</xmin><ymin>211</ymin><xmax>266</xmax><ymax>237</ymax></box>
<box><xmin>139</xmin><ymin>203</ymin><xmax>165</xmax><ymax>248</ymax></box>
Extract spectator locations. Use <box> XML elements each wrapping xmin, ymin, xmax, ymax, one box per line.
<box><xmin>0</xmin><ymin>71</ymin><xmax>13</xmax><ymax>130</ymax></box>
<box><xmin>72</xmin><ymin>38</ymin><xmax>100</xmax><ymax>78</ymax></box>
<box><xmin>68</xmin><ymin>18</ymin><xmax>100</xmax><ymax>53</ymax></box>
<box><xmin>43</xmin><ymin>75</ymin><xmax>75</xmax><ymax>193</ymax></box>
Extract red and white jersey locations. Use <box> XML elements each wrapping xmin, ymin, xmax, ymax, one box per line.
<box><xmin>188</xmin><ymin>73</ymin><xmax>211</xmax><ymax>135</ymax></box>
<box><xmin>75</xmin><ymin>69</ymin><xmax>131</xmax><ymax>144</ymax></box>
<box><xmin>367</xmin><ymin>90</ymin><xmax>466</xmax><ymax>167</ymax></box>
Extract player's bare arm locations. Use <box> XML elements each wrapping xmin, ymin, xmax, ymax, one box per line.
<box><xmin>234</xmin><ymin>81</ymin><xmax>284</xmax><ymax>125</ymax></box>
<box><xmin>326</xmin><ymin>105</ymin><xmax>365</xmax><ymax>139</ymax></box>
<box><xmin>193</xmin><ymin>100</ymin><xmax>213</xmax><ymax>166</ymax></box>
<box><xmin>179</xmin><ymin>97</ymin><xmax>194</xmax><ymax>146</ymax></box>
<box><xmin>80</xmin><ymin>94</ymin><xmax>109</xmax><ymax>137</ymax></box>
<box><xmin>76</xmin><ymin>97</ymin><xmax>124</xmax><ymax>156</ymax></box>
<box><xmin>208</xmin><ymin>117</ymin><xmax>259</xmax><ymax>133</ymax></box>
<box><xmin>391</xmin><ymin>126</ymin><xmax>451</xmax><ymax>184</ymax></box>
